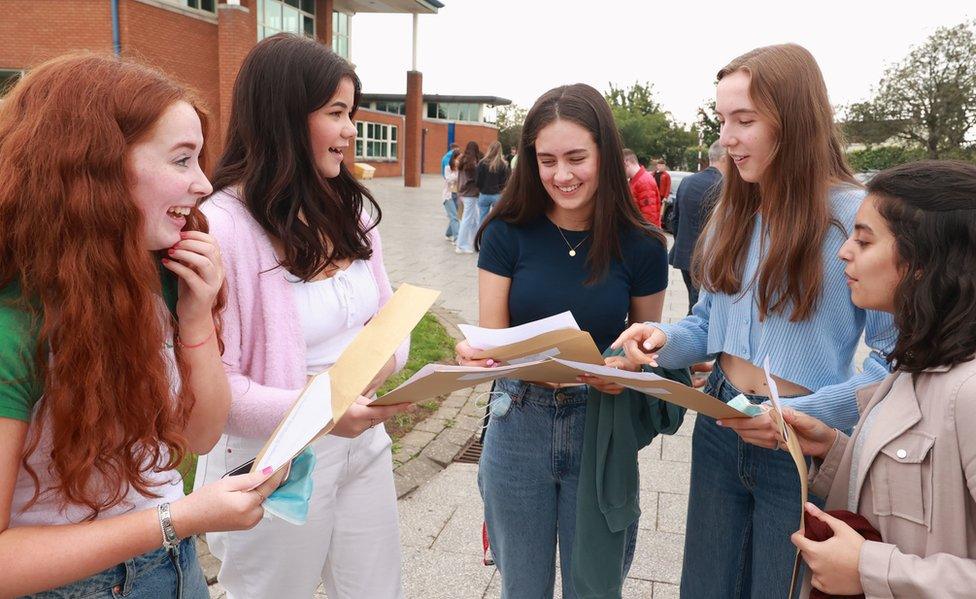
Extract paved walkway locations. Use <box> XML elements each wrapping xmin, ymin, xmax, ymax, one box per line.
<box><xmin>373</xmin><ymin>175</ymin><xmax>693</xmax><ymax>599</ymax></box>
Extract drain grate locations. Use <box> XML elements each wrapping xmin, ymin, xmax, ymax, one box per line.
<box><xmin>453</xmin><ymin>435</ymin><xmax>483</xmax><ymax>464</ymax></box>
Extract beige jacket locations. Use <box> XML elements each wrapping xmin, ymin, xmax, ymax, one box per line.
<box><xmin>803</xmin><ymin>359</ymin><xmax>976</xmax><ymax>598</ymax></box>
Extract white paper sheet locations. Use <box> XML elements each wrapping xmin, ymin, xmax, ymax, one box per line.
<box><xmin>458</xmin><ymin>311</ymin><xmax>580</xmax><ymax>350</ymax></box>
<box><xmin>552</xmin><ymin>358</ymin><xmax>666</xmax><ymax>383</ymax></box>
<box><xmin>762</xmin><ymin>356</ymin><xmax>788</xmax><ymax>441</ymax></box>
<box><xmin>255</xmin><ymin>372</ymin><xmax>333</xmax><ymax>474</ymax></box>
<box><xmin>507</xmin><ymin>347</ymin><xmax>561</xmax><ymax>365</ymax></box>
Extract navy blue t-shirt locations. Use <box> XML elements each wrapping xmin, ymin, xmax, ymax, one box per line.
<box><xmin>478</xmin><ymin>215</ymin><xmax>669</xmax><ymax>351</ymax></box>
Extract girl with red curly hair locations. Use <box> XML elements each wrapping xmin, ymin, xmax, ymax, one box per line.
<box><xmin>0</xmin><ymin>53</ymin><xmax>284</xmax><ymax>598</ymax></box>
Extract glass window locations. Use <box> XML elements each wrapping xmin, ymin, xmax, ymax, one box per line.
<box><xmin>332</xmin><ymin>11</ymin><xmax>351</xmax><ymax>58</ymax></box>
<box><xmin>355</xmin><ymin>121</ymin><xmax>398</xmax><ymax>161</ymax></box>
<box><xmin>258</xmin><ymin>0</ymin><xmax>314</xmax><ymax>41</ymax></box>
<box><xmin>178</xmin><ymin>0</ymin><xmax>216</xmax><ymax>12</ymax></box>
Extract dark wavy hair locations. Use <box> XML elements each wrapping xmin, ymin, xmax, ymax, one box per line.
<box><xmin>475</xmin><ymin>83</ymin><xmax>665</xmax><ymax>284</ymax></box>
<box><xmin>210</xmin><ymin>34</ymin><xmax>380</xmax><ymax>280</ymax></box>
<box><xmin>869</xmin><ymin>160</ymin><xmax>976</xmax><ymax>373</ymax></box>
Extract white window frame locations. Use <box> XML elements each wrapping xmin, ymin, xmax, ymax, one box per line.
<box><xmin>257</xmin><ymin>0</ymin><xmax>316</xmax><ymax>41</ymax></box>
<box><xmin>0</xmin><ymin>69</ymin><xmax>23</xmax><ymax>98</ymax></box>
<box><xmin>332</xmin><ymin>11</ymin><xmax>351</xmax><ymax>59</ymax></box>
<box><xmin>355</xmin><ymin>121</ymin><xmax>398</xmax><ymax>161</ymax></box>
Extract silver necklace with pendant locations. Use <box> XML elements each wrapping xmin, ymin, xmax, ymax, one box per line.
<box><xmin>554</xmin><ymin>222</ymin><xmax>589</xmax><ymax>257</ymax></box>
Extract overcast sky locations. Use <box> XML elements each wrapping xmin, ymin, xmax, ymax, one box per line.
<box><xmin>350</xmin><ymin>0</ymin><xmax>974</xmax><ymax>125</ymax></box>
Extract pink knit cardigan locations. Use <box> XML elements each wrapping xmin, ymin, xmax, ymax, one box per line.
<box><xmin>202</xmin><ymin>189</ymin><xmax>409</xmax><ymax>439</ymax></box>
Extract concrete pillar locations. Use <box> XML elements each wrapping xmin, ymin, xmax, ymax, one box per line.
<box><xmin>217</xmin><ymin>3</ymin><xmax>256</xmax><ymax>156</ymax></box>
<box><xmin>404</xmin><ymin>70</ymin><xmax>423</xmax><ymax>187</ymax></box>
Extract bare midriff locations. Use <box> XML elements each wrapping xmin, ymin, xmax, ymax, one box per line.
<box><xmin>718</xmin><ymin>353</ymin><xmax>811</xmax><ymax>397</ymax></box>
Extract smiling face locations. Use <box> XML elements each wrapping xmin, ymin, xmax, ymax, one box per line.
<box><xmin>127</xmin><ymin>101</ymin><xmax>212</xmax><ymax>251</ymax></box>
<box><xmin>535</xmin><ymin>118</ymin><xmax>599</xmax><ymax>222</ymax></box>
<box><xmin>308</xmin><ymin>76</ymin><xmax>357</xmax><ymax>179</ymax></box>
<box><xmin>716</xmin><ymin>70</ymin><xmax>777</xmax><ymax>184</ymax></box>
<box><xmin>837</xmin><ymin>194</ymin><xmax>904</xmax><ymax>313</ymax></box>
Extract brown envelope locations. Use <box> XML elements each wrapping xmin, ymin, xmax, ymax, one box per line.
<box><xmin>470</xmin><ymin>328</ymin><xmax>605</xmax><ymax>365</ymax></box>
<box><xmin>250</xmin><ymin>283</ymin><xmax>440</xmax><ymax>474</ymax></box>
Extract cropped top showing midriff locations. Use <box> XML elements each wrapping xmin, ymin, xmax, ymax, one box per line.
<box><xmin>718</xmin><ymin>353</ymin><xmax>811</xmax><ymax>397</ymax></box>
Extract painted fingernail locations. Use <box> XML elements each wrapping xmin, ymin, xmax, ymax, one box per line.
<box><xmin>716</xmin><ymin>420</ymin><xmax>724</xmax><ymax>426</ymax></box>
<box><xmin>180</xmin><ymin>232</ymin><xmax>190</xmax><ymax>239</ymax></box>
<box><xmin>486</xmin><ymin>359</ymin><xmax>495</xmax><ymax>367</ymax></box>
<box><xmin>167</xmin><ymin>248</ymin><xmax>175</xmax><ymax>255</ymax></box>
<box><xmin>261</xmin><ymin>466</ymin><xmax>273</xmax><ymax>475</ymax></box>
<box><xmin>161</xmin><ymin>258</ymin><xmax>170</xmax><ymax>264</ymax></box>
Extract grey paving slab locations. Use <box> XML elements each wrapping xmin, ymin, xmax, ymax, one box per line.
<box><xmin>400</xmin><ymin>546</ymin><xmax>495</xmax><ymax>599</ymax></box>
<box><xmin>626</xmin><ymin>530</ymin><xmax>686</xmax><ymax>585</ymax></box>
<box><xmin>656</xmin><ymin>492</ymin><xmax>689</xmax><ymax>535</ymax></box>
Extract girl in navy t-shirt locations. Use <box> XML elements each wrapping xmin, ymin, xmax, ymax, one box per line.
<box><xmin>455</xmin><ymin>83</ymin><xmax>669</xmax><ymax>598</ymax></box>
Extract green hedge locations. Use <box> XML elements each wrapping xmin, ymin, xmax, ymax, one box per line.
<box><xmin>846</xmin><ymin>146</ymin><xmax>925</xmax><ymax>172</ymax></box>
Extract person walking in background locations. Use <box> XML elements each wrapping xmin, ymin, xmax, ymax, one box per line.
<box><xmin>441</xmin><ymin>142</ymin><xmax>460</xmax><ymax>176</ymax></box>
<box><xmin>0</xmin><ymin>53</ymin><xmax>285</xmax><ymax>598</ymax></box>
<box><xmin>442</xmin><ymin>149</ymin><xmax>461</xmax><ymax>243</ymax></box>
<box><xmin>785</xmin><ymin>161</ymin><xmax>976</xmax><ymax>598</ymax></box>
<box><xmin>612</xmin><ymin>44</ymin><xmax>897</xmax><ymax>599</ymax></box>
<box><xmin>476</xmin><ymin>141</ymin><xmax>511</xmax><ymax>222</ymax></box>
<box><xmin>668</xmin><ymin>140</ymin><xmax>726</xmax><ymax>312</ymax></box>
<box><xmin>193</xmin><ymin>34</ymin><xmax>413</xmax><ymax>599</ymax></box>
<box><xmin>456</xmin><ymin>83</ymin><xmax>670</xmax><ymax>598</ymax></box>
<box><xmin>623</xmin><ymin>148</ymin><xmax>662</xmax><ymax>226</ymax></box>
<box><xmin>455</xmin><ymin>141</ymin><xmax>483</xmax><ymax>254</ymax></box>
<box><xmin>653</xmin><ymin>159</ymin><xmax>672</xmax><ymax>201</ymax></box>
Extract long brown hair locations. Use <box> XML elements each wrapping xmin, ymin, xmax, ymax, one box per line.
<box><xmin>695</xmin><ymin>44</ymin><xmax>857</xmax><ymax>321</ymax></box>
<box><xmin>481</xmin><ymin>141</ymin><xmax>508</xmax><ymax>173</ymax></box>
<box><xmin>476</xmin><ymin>83</ymin><xmax>665</xmax><ymax>284</ymax></box>
<box><xmin>210</xmin><ymin>34</ymin><xmax>380</xmax><ymax>281</ymax></box>
<box><xmin>0</xmin><ymin>53</ymin><xmax>216</xmax><ymax>518</ymax></box>
<box><xmin>868</xmin><ymin>161</ymin><xmax>976</xmax><ymax>372</ymax></box>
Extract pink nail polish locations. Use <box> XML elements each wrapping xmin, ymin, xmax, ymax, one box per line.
<box><xmin>486</xmin><ymin>359</ymin><xmax>495</xmax><ymax>367</ymax></box>
<box><xmin>261</xmin><ymin>466</ymin><xmax>272</xmax><ymax>475</ymax></box>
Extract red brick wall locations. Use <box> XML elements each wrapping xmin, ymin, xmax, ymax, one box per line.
<box><xmin>0</xmin><ymin>1</ymin><xmax>113</xmax><ymax>67</ymax></box>
<box><xmin>422</xmin><ymin>121</ymin><xmax>499</xmax><ymax>174</ymax></box>
<box><xmin>120</xmin><ymin>1</ymin><xmax>221</xmax><ymax>154</ymax></box>
<box><xmin>217</xmin><ymin>5</ymin><xmax>257</xmax><ymax>154</ymax></box>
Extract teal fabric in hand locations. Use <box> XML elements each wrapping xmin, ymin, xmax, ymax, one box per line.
<box><xmin>571</xmin><ymin>349</ymin><xmax>689</xmax><ymax>598</ymax></box>
<box><xmin>263</xmin><ymin>447</ymin><xmax>316</xmax><ymax>525</ymax></box>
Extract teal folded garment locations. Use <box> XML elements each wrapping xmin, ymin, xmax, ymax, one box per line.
<box><xmin>263</xmin><ymin>447</ymin><xmax>316</xmax><ymax>525</ymax></box>
<box><xmin>571</xmin><ymin>349</ymin><xmax>689</xmax><ymax>598</ymax></box>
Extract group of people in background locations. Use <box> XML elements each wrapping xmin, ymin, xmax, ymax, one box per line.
<box><xmin>2</xmin><ymin>27</ymin><xmax>976</xmax><ymax>599</ymax></box>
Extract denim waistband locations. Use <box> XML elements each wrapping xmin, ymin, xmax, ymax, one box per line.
<box><xmin>495</xmin><ymin>378</ymin><xmax>588</xmax><ymax>407</ymax></box>
<box><xmin>706</xmin><ymin>359</ymin><xmax>800</xmax><ymax>405</ymax></box>
<box><xmin>26</xmin><ymin>536</ymin><xmax>194</xmax><ymax>598</ymax></box>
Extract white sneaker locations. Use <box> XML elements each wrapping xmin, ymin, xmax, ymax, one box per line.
<box><xmin>455</xmin><ymin>247</ymin><xmax>474</xmax><ymax>254</ymax></box>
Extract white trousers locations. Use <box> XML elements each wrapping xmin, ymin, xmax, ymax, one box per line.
<box><xmin>198</xmin><ymin>426</ymin><xmax>403</xmax><ymax>599</ymax></box>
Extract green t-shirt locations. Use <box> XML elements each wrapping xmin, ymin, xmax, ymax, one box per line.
<box><xmin>0</xmin><ymin>269</ymin><xmax>179</xmax><ymax>422</ymax></box>
<box><xmin>0</xmin><ymin>282</ymin><xmax>42</xmax><ymax>421</ymax></box>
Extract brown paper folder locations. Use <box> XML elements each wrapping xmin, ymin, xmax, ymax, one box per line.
<box><xmin>470</xmin><ymin>328</ymin><xmax>604</xmax><ymax>365</ymax></box>
<box><xmin>249</xmin><ymin>283</ymin><xmax>440</xmax><ymax>474</ymax></box>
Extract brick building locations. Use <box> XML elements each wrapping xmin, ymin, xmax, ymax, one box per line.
<box><xmin>0</xmin><ymin>0</ymin><xmax>503</xmax><ymax>181</ymax></box>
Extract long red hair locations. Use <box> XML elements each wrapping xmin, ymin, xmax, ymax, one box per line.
<box><xmin>0</xmin><ymin>53</ymin><xmax>216</xmax><ymax>517</ymax></box>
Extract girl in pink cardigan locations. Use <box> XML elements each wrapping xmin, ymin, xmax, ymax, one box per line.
<box><xmin>193</xmin><ymin>35</ymin><xmax>412</xmax><ymax>599</ymax></box>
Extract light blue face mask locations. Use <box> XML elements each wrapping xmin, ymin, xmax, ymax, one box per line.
<box><xmin>727</xmin><ymin>393</ymin><xmax>765</xmax><ymax>417</ymax></box>
<box><xmin>262</xmin><ymin>447</ymin><xmax>316</xmax><ymax>525</ymax></box>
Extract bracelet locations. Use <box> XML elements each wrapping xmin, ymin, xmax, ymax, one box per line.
<box><xmin>177</xmin><ymin>326</ymin><xmax>216</xmax><ymax>349</ymax></box>
<box><xmin>157</xmin><ymin>502</ymin><xmax>181</xmax><ymax>551</ymax></box>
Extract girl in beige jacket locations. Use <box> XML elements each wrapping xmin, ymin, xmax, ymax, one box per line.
<box><xmin>783</xmin><ymin>160</ymin><xmax>976</xmax><ymax>598</ymax></box>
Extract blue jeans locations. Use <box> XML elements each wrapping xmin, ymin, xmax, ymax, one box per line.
<box><xmin>477</xmin><ymin>192</ymin><xmax>501</xmax><ymax>222</ymax></box>
<box><xmin>24</xmin><ymin>537</ymin><xmax>207</xmax><ymax>599</ymax></box>
<box><xmin>443</xmin><ymin>193</ymin><xmax>459</xmax><ymax>240</ymax></box>
<box><xmin>479</xmin><ymin>378</ymin><xmax>637</xmax><ymax>598</ymax></box>
<box><xmin>455</xmin><ymin>195</ymin><xmax>479</xmax><ymax>251</ymax></box>
<box><xmin>679</xmin><ymin>361</ymin><xmax>822</xmax><ymax>599</ymax></box>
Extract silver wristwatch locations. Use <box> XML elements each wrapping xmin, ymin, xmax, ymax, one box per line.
<box><xmin>157</xmin><ymin>502</ymin><xmax>181</xmax><ymax>551</ymax></box>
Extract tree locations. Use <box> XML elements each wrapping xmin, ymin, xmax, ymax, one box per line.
<box><xmin>604</xmin><ymin>82</ymin><xmax>697</xmax><ymax>169</ymax></box>
<box><xmin>495</xmin><ymin>104</ymin><xmax>527</xmax><ymax>154</ymax></box>
<box><xmin>853</xmin><ymin>20</ymin><xmax>976</xmax><ymax>159</ymax></box>
<box><xmin>696</xmin><ymin>99</ymin><xmax>720</xmax><ymax>148</ymax></box>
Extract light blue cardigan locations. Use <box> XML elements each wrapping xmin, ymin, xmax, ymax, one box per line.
<box><xmin>655</xmin><ymin>185</ymin><xmax>897</xmax><ymax>430</ymax></box>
